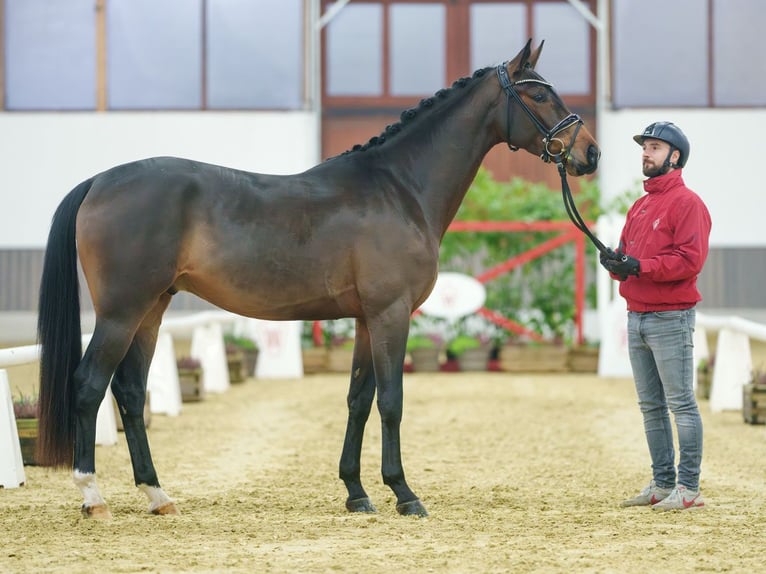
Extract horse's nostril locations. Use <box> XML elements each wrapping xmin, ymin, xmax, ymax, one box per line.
<box><xmin>587</xmin><ymin>145</ymin><xmax>600</xmax><ymax>165</ymax></box>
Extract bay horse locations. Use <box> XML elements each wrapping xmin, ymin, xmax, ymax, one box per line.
<box><xmin>36</xmin><ymin>40</ymin><xmax>599</xmax><ymax>519</ymax></box>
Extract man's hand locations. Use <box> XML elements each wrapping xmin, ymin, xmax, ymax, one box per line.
<box><xmin>599</xmin><ymin>247</ymin><xmax>621</xmax><ymax>266</ymax></box>
<box><xmin>602</xmin><ymin>252</ymin><xmax>640</xmax><ymax>278</ymax></box>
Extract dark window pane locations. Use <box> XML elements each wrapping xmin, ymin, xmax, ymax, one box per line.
<box><xmin>326</xmin><ymin>3</ymin><xmax>383</xmax><ymax>96</ymax></box>
<box><xmin>107</xmin><ymin>0</ymin><xmax>202</xmax><ymax>109</ymax></box>
<box><xmin>713</xmin><ymin>0</ymin><xmax>766</xmax><ymax>106</ymax></box>
<box><xmin>207</xmin><ymin>0</ymin><xmax>304</xmax><ymax>109</ymax></box>
<box><xmin>5</xmin><ymin>0</ymin><xmax>96</xmax><ymax>110</ymax></box>
<box><xmin>389</xmin><ymin>3</ymin><xmax>445</xmax><ymax>96</ymax></box>
<box><xmin>533</xmin><ymin>2</ymin><xmax>590</xmax><ymax>95</ymax></box>
<box><xmin>470</xmin><ymin>3</ymin><xmax>526</xmax><ymax>71</ymax></box>
<box><xmin>612</xmin><ymin>0</ymin><xmax>707</xmax><ymax>107</ymax></box>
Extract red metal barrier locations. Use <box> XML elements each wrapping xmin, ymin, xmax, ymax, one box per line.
<box><xmin>447</xmin><ymin>221</ymin><xmax>587</xmax><ymax>345</ymax></box>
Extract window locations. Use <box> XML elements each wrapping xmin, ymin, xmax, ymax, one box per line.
<box><xmin>5</xmin><ymin>0</ymin><xmax>97</xmax><ymax>110</ymax></box>
<box><xmin>470</xmin><ymin>3</ymin><xmax>526</xmax><ymax>71</ymax></box>
<box><xmin>107</xmin><ymin>0</ymin><xmax>202</xmax><ymax>109</ymax></box>
<box><xmin>389</xmin><ymin>3</ymin><xmax>445</xmax><ymax>96</ymax></box>
<box><xmin>326</xmin><ymin>3</ymin><xmax>383</xmax><ymax>96</ymax></box>
<box><xmin>2</xmin><ymin>0</ymin><xmax>306</xmax><ymax>111</ymax></box>
<box><xmin>323</xmin><ymin>0</ymin><xmax>596</xmax><ymax>108</ymax></box>
<box><xmin>611</xmin><ymin>0</ymin><xmax>766</xmax><ymax>107</ymax></box>
<box><xmin>207</xmin><ymin>0</ymin><xmax>304</xmax><ymax>109</ymax></box>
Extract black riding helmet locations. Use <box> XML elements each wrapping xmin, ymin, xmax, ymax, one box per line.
<box><xmin>633</xmin><ymin>121</ymin><xmax>690</xmax><ymax>168</ymax></box>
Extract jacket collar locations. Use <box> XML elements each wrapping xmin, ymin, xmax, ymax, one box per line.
<box><xmin>644</xmin><ymin>168</ymin><xmax>684</xmax><ymax>195</ymax></box>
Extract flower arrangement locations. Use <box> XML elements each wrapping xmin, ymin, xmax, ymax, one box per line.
<box><xmin>13</xmin><ymin>390</ymin><xmax>39</xmax><ymax>419</ymax></box>
<box><xmin>176</xmin><ymin>356</ymin><xmax>202</xmax><ymax>370</ymax></box>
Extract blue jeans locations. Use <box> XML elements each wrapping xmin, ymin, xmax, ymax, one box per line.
<box><xmin>627</xmin><ymin>309</ymin><xmax>703</xmax><ymax>490</ymax></box>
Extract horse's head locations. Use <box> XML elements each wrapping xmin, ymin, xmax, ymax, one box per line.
<box><xmin>496</xmin><ymin>40</ymin><xmax>600</xmax><ymax>176</ymax></box>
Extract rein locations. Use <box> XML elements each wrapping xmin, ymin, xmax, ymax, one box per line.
<box><xmin>496</xmin><ymin>63</ymin><xmax>612</xmax><ymax>257</ymax></box>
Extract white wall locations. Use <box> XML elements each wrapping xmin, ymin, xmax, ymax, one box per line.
<box><xmin>597</xmin><ymin>108</ymin><xmax>765</xmax><ymax>248</ymax></box>
<box><xmin>0</xmin><ymin>111</ymin><xmax>320</xmax><ymax>248</ymax></box>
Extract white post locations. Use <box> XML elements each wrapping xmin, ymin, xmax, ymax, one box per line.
<box><xmin>709</xmin><ymin>328</ymin><xmax>752</xmax><ymax>413</ymax></box>
<box><xmin>239</xmin><ymin>319</ymin><xmax>303</xmax><ymax>379</ymax></box>
<box><xmin>95</xmin><ymin>387</ymin><xmax>118</xmax><ymax>446</ymax></box>
<box><xmin>0</xmin><ymin>369</ymin><xmax>26</xmax><ymax>488</ymax></box>
<box><xmin>147</xmin><ymin>332</ymin><xmax>182</xmax><ymax>416</ymax></box>
<box><xmin>191</xmin><ymin>323</ymin><xmax>230</xmax><ymax>393</ymax></box>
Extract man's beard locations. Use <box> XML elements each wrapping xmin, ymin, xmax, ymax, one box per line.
<box><xmin>643</xmin><ymin>161</ymin><xmax>668</xmax><ymax>178</ymax></box>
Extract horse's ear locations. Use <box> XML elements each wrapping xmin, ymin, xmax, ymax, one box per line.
<box><xmin>528</xmin><ymin>40</ymin><xmax>544</xmax><ymax>69</ymax></box>
<box><xmin>510</xmin><ymin>39</ymin><xmax>534</xmax><ymax>75</ymax></box>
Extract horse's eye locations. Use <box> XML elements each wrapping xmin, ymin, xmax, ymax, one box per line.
<box><xmin>533</xmin><ymin>91</ymin><xmax>546</xmax><ymax>103</ymax></box>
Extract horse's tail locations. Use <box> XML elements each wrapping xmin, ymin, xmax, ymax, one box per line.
<box><xmin>36</xmin><ymin>177</ymin><xmax>94</xmax><ymax>468</ymax></box>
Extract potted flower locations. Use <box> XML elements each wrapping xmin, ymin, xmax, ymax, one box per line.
<box><xmin>177</xmin><ymin>356</ymin><xmax>204</xmax><ymax>402</ymax></box>
<box><xmin>743</xmin><ymin>369</ymin><xmax>766</xmax><ymax>424</ymax></box>
<box><xmin>13</xmin><ymin>390</ymin><xmax>39</xmax><ymax>466</ymax></box>
<box><xmin>696</xmin><ymin>355</ymin><xmax>715</xmax><ymax>400</ymax></box>
<box><xmin>323</xmin><ymin>319</ymin><xmax>356</xmax><ymax>373</ymax></box>
<box><xmin>406</xmin><ymin>334</ymin><xmax>442</xmax><ymax>372</ymax></box>
<box><xmin>224</xmin><ymin>334</ymin><xmax>259</xmax><ymax>382</ymax></box>
<box><xmin>446</xmin><ymin>334</ymin><xmax>489</xmax><ymax>371</ymax></box>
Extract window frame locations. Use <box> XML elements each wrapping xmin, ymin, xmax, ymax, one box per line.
<box><xmin>0</xmin><ymin>0</ymin><xmax>308</xmax><ymax>112</ymax></box>
<box><xmin>321</xmin><ymin>0</ymin><xmax>598</xmax><ymax>111</ymax></box>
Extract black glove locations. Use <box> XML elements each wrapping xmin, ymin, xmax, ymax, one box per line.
<box><xmin>599</xmin><ymin>247</ymin><xmax>621</xmax><ymax>266</ymax></box>
<box><xmin>602</xmin><ymin>252</ymin><xmax>640</xmax><ymax>278</ymax></box>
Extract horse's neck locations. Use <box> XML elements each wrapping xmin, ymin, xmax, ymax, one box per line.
<box><xmin>378</xmin><ymin>82</ymin><xmax>501</xmax><ymax>237</ymax></box>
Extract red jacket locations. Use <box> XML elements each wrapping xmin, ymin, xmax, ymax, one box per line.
<box><xmin>616</xmin><ymin>169</ymin><xmax>712</xmax><ymax>312</ymax></box>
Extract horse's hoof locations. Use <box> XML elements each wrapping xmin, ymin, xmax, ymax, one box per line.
<box><xmin>81</xmin><ymin>504</ymin><xmax>112</xmax><ymax>520</ymax></box>
<box><xmin>396</xmin><ymin>499</ymin><xmax>429</xmax><ymax>517</ymax></box>
<box><xmin>151</xmin><ymin>502</ymin><xmax>180</xmax><ymax>516</ymax></box>
<box><xmin>345</xmin><ymin>497</ymin><xmax>377</xmax><ymax>513</ymax></box>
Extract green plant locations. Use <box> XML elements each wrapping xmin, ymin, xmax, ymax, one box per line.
<box><xmin>223</xmin><ymin>333</ymin><xmax>258</xmax><ymax>351</ymax></box>
<box><xmin>406</xmin><ymin>334</ymin><xmax>438</xmax><ymax>352</ymax></box>
<box><xmin>446</xmin><ymin>334</ymin><xmax>482</xmax><ymax>356</ymax></box>
<box><xmin>13</xmin><ymin>390</ymin><xmax>39</xmax><ymax>419</ymax></box>
<box><xmin>320</xmin><ymin>319</ymin><xmax>356</xmax><ymax>349</ymax></box>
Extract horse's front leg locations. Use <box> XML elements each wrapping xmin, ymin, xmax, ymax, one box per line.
<box><xmin>339</xmin><ymin>319</ymin><xmax>378</xmax><ymax>513</ymax></box>
<box><xmin>370</xmin><ymin>307</ymin><xmax>428</xmax><ymax>517</ymax></box>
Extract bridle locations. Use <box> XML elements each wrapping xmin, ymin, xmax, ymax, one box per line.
<box><xmin>496</xmin><ymin>62</ymin><xmax>612</xmax><ymax>257</ymax></box>
<box><xmin>496</xmin><ymin>63</ymin><xmax>582</xmax><ymax>164</ymax></box>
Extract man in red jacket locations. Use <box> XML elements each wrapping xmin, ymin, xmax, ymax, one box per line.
<box><xmin>600</xmin><ymin>122</ymin><xmax>712</xmax><ymax>511</ymax></box>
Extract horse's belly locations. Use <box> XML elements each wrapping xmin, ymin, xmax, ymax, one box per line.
<box><xmin>180</xmin><ymin>275</ymin><xmax>358</xmax><ymax>322</ymax></box>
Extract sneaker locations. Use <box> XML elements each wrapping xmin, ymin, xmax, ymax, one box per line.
<box><xmin>621</xmin><ymin>480</ymin><xmax>673</xmax><ymax>507</ymax></box>
<box><xmin>651</xmin><ymin>485</ymin><xmax>705</xmax><ymax>511</ymax></box>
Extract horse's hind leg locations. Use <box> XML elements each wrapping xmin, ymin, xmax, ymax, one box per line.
<box><xmin>111</xmin><ymin>293</ymin><xmax>178</xmax><ymax>515</ymax></box>
<box><xmin>339</xmin><ymin>319</ymin><xmax>378</xmax><ymax>513</ymax></box>
<box><xmin>72</xmin><ymin>316</ymin><xmax>143</xmax><ymax>519</ymax></box>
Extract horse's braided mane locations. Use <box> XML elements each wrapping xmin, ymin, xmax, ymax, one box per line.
<box><xmin>336</xmin><ymin>66</ymin><xmax>492</xmax><ymax>157</ymax></box>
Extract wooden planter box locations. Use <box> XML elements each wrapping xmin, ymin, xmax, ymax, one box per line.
<box><xmin>500</xmin><ymin>345</ymin><xmax>569</xmax><ymax>372</ymax></box>
<box><xmin>15</xmin><ymin>418</ymin><xmax>38</xmax><ymax>466</ymax></box>
<box><xmin>696</xmin><ymin>369</ymin><xmax>713</xmax><ymax>400</ymax></box>
<box><xmin>457</xmin><ymin>347</ymin><xmax>490</xmax><ymax>372</ymax></box>
<box><xmin>327</xmin><ymin>347</ymin><xmax>355</xmax><ymax>373</ymax></box>
<box><xmin>409</xmin><ymin>348</ymin><xmax>441</xmax><ymax>372</ymax></box>
<box><xmin>743</xmin><ymin>384</ymin><xmax>766</xmax><ymax>424</ymax></box>
<box><xmin>567</xmin><ymin>346</ymin><xmax>599</xmax><ymax>373</ymax></box>
<box><xmin>227</xmin><ymin>352</ymin><xmax>245</xmax><ymax>383</ymax></box>
<box><xmin>302</xmin><ymin>347</ymin><xmax>328</xmax><ymax>374</ymax></box>
<box><xmin>179</xmin><ymin>368</ymin><xmax>205</xmax><ymax>402</ymax></box>
<box><xmin>242</xmin><ymin>349</ymin><xmax>259</xmax><ymax>379</ymax></box>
